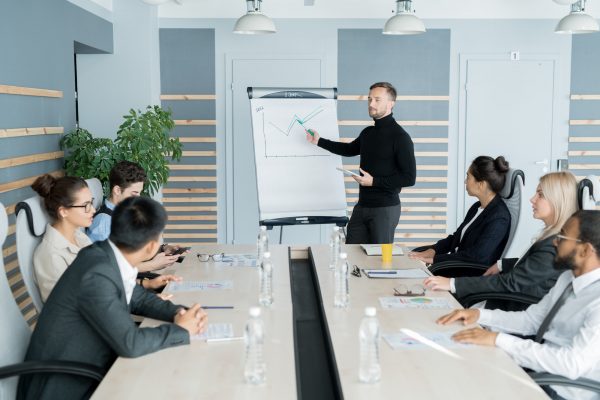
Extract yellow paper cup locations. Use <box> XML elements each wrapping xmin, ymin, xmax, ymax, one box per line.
<box><xmin>381</xmin><ymin>243</ymin><xmax>393</xmax><ymax>263</ymax></box>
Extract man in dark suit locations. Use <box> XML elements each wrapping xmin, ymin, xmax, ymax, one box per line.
<box><xmin>18</xmin><ymin>196</ymin><xmax>207</xmax><ymax>400</ymax></box>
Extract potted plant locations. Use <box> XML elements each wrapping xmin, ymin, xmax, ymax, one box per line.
<box><xmin>61</xmin><ymin>105</ymin><xmax>183</xmax><ymax>196</ymax></box>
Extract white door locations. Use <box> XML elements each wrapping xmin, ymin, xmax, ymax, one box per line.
<box><xmin>463</xmin><ymin>58</ymin><xmax>555</xmax><ymax>257</ymax></box>
<box><xmin>229</xmin><ymin>58</ymin><xmax>323</xmax><ymax>244</ymax></box>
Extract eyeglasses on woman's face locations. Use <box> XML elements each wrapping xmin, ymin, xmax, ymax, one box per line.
<box><xmin>67</xmin><ymin>199</ymin><xmax>95</xmax><ymax>213</ymax></box>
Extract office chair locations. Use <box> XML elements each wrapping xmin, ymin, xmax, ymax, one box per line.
<box><xmin>529</xmin><ymin>372</ymin><xmax>600</xmax><ymax>397</ymax></box>
<box><xmin>578</xmin><ymin>175</ymin><xmax>598</xmax><ymax>211</ymax></box>
<box><xmin>15</xmin><ymin>196</ymin><xmax>49</xmax><ymax>313</ymax></box>
<box><xmin>85</xmin><ymin>177</ymin><xmax>104</xmax><ymax>211</ymax></box>
<box><xmin>421</xmin><ymin>169</ymin><xmax>525</xmax><ymax>278</ymax></box>
<box><xmin>0</xmin><ymin>202</ymin><xmax>103</xmax><ymax>399</ymax></box>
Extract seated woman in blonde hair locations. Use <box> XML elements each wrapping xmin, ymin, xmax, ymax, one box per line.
<box><xmin>424</xmin><ymin>171</ymin><xmax>579</xmax><ymax>311</ymax></box>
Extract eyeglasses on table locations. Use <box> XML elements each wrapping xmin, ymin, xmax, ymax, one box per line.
<box><xmin>196</xmin><ymin>253</ymin><xmax>225</xmax><ymax>262</ymax></box>
<box><xmin>394</xmin><ymin>284</ymin><xmax>426</xmax><ymax>297</ymax></box>
<box><xmin>351</xmin><ymin>265</ymin><xmax>362</xmax><ymax>277</ymax></box>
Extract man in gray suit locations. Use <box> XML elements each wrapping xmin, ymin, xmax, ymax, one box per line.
<box><xmin>18</xmin><ymin>196</ymin><xmax>208</xmax><ymax>400</ymax></box>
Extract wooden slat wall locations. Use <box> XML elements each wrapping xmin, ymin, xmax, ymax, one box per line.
<box><xmin>338</xmin><ymin>96</ymin><xmax>449</xmax><ymax>248</ymax></box>
<box><xmin>161</xmin><ymin>95</ymin><xmax>217</xmax><ymax>244</ymax></box>
<box><xmin>569</xmin><ymin>93</ymin><xmax>600</xmax><ymax>210</ymax></box>
<box><xmin>1</xmin><ymin>84</ymin><xmax>65</xmax><ymax>326</ymax></box>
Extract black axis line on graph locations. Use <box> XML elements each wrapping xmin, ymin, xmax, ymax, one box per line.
<box><xmin>260</xmin><ymin>107</ymin><xmax>330</xmax><ymax>159</ymax></box>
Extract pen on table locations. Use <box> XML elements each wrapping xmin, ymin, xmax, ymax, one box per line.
<box><xmin>201</xmin><ymin>306</ymin><xmax>235</xmax><ymax>309</ymax></box>
<box><xmin>206</xmin><ymin>336</ymin><xmax>244</xmax><ymax>343</ymax></box>
<box><xmin>368</xmin><ymin>271</ymin><xmax>397</xmax><ymax>275</ymax></box>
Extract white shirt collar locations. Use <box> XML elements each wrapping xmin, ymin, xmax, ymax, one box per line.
<box><xmin>570</xmin><ymin>267</ymin><xmax>600</xmax><ymax>295</ymax></box>
<box><xmin>108</xmin><ymin>240</ymin><xmax>138</xmax><ymax>304</ymax></box>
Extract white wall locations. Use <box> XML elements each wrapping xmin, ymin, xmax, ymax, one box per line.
<box><xmin>160</xmin><ymin>18</ymin><xmax>573</xmax><ymax>243</ymax></box>
<box><xmin>77</xmin><ymin>0</ymin><xmax>161</xmax><ymax>138</ymax></box>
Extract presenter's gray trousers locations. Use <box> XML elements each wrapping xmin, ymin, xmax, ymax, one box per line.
<box><xmin>345</xmin><ymin>204</ymin><xmax>401</xmax><ymax>244</ymax></box>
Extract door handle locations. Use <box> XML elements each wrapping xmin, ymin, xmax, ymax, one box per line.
<box><xmin>535</xmin><ymin>159</ymin><xmax>549</xmax><ymax>173</ymax></box>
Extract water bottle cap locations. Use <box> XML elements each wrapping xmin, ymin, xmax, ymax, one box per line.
<box><xmin>339</xmin><ymin>252</ymin><xmax>348</xmax><ymax>260</ymax></box>
<box><xmin>365</xmin><ymin>307</ymin><xmax>376</xmax><ymax>317</ymax></box>
<box><xmin>263</xmin><ymin>252</ymin><xmax>271</xmax><ymax>259</ymax></box>
<box><xmin>333</xmin><ymin>226</ymin><xmax>339</xmax><ymax>231</ymax></box>
<box><xmin>260</xmin><ymin>226</ymin><xmax>267</xmax><ymax>231</ymax></box>
<box><xmin>249</xmin><ymin>307</ymin><xmax>261</xmax><ymax>317</ymax></box>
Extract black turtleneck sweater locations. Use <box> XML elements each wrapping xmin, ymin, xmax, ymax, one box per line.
<box><xmin>318</xmin><ymin>113</ymin><xmax>416</xmax><ymax>208</ymax></box>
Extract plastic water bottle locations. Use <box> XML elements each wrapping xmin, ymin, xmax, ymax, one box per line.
<box><xmin>334</xmin><ymin>252</ymin><xmax>349</xmax><ymax>308</ymax></box>
<box><xmin>244</xmin><ymin>307</ymin><xmax>266</xmax><ymax>384</ymax></box>
<box><xmin>259</xmin><ymin>252</ymin><xmax>273</xmax><ymax>306</ymax></box>
<box><xmin>257</xmin><ymin>226</ymin><xmax>269</xmax><ymax>263</ymax></box>
<box><xmin>359</xmin><ymin>307</ymin><xmax>381</xmax><ymax>383</ymax></box>
<box><xmin>329</xmin><ymin>226</ymin><xmax>342</xmax><ymax>270</ymax></box>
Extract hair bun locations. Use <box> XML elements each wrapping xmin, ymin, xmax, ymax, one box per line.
<box><xmin>31</xmin><ymin>174</ymin><xmax>58</xmax><ymax>198</ymax></box>
<box><xmin>494</xmin><ymin>156</ymin><xmax>509</xmax><ymax>173</ymax></box>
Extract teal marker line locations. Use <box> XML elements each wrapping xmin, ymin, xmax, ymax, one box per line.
<box><xmin>297</xmin><ymin>119</ymin><xmax>314</xmax><ymax>136</ymax></box>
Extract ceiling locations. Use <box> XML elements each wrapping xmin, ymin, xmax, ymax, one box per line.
<box><xmin>86</xmin><ymin>0</ymin><xmax>600</xmax><ymax>20</ymax></box>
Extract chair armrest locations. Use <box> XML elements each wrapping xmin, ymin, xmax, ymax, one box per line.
<box><xmin>428</xmin><ymin>261</ymin><xmax>489</xmax><ymax>277</ymax></box>
<box><xmin>529</xmin><ymin>372</ymin><xmax>600</xmax><ymax>393</ymax></box>
<box><xmin>461</xmin><ymin>292</ymin><xmax>540</xmax><ymax>308</ymax></box>
<box><xmin>0</xmin><ymin>360</ymin><xmax>104</xmax><ymax>382</ymax></box>
<box><xmin>411</xmin><ymin>245</ymin><xmax>432</xmax><ymax>253</ymax></box>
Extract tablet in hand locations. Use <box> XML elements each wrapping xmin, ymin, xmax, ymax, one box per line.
<box><xmin>336</xmin><ymin>167</ymin><xmax>360</xmax><ymax>177</ymax></box>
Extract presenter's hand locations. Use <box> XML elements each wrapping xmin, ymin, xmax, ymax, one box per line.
<box><xmin>436</xmin><ymin>309</ymin><xmax>480</xmax><ymax>326</ymax></box>
<box><xmin>175</xmin><ymin>304</ymin><xmax>208</xmax><ymax>335</ymax></box>
<box><xmin>306</xmin><ymin>129</ymin><xmax>320</xmax><ymax>145</ymax></box>
<box><xmin>353</xmin><ymin>168</ymin><xmax>373</xmax><ymax>186</ymax></box>
<box><xmin>423</xmin><ymin>276</ymin><xmax>451</xmax><ymax>292</ymax></box>
<box><xmin>483</xmin><ymin>263</ymin><xmax>500</xmax><ymax>276</ymax></box>
<box><xmin>452</xmin><ymin>328</ymin><xmax>498</xmax><ymax>347</ymax></box>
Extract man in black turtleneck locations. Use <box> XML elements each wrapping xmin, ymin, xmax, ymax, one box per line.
<box><xmin>307</xmin><ymin>82</ymin><xmax>416</xmax><ymax>244</ymax></box>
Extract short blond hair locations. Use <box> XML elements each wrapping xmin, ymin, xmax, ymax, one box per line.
<box><xmin>538</xmin><ymin>171</ymin><xmax>578</xmax><ymax>240</ymax></box>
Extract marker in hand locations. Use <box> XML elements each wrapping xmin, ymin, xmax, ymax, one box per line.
<box><xmin>298</xmin><ymin>119</ymin><xmax>315</xmax><ymax>136</ymax></box>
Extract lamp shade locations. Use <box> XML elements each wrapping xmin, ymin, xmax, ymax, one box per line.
<box><xmin>555</xmin><ymin>11</ymin><xmax>599</xmax><ymax>34</ymax></box>
<box><xmin>383</xmin><ymin>13</ymin><xmax>426</xmax><ymax>35</ymax></box>
<box><xmin>233</xmin><ymin>12</ymin><xmax>276</xmax><ymax>34</ymax></box>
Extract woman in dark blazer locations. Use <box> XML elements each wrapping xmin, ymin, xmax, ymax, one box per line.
<box><xmin>424</xmin><ymin>171</ymin><xmax>578</xmax><ymax>311</ymax></box>
<box><xmin>409</xmin><ymin>155</ymin><xmax>511</xmax><ymax>266</ymax></box>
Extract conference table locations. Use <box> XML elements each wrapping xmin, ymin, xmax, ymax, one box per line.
<box><xmin>92</xmin><ymin>244</ymin><xmax>549</xmax><ymax>399</ymax></box>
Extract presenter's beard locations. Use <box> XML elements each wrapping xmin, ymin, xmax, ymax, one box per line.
<box><xmin>554</xmin><ymin>249</ymin><xmax>577</xmax><ymax>271</ymax></box>
<box><xmin>369</xmin><ymin>108</ymin><xmax>383</xmax><ymax>119</ymax></box>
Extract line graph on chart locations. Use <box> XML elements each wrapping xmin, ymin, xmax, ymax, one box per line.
<box><xmin>268</xmin><ymin>107</ymin><xmax>324</xmax><ymax>137</ymax></box>
<box><xmin>256</xmin><ymin>104</ymin><xmax>334</xmax><ymax>158</ymax></box>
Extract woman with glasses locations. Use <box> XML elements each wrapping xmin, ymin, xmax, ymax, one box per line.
<box><xmin>32</xmin><ymin>174</ymin><xmax>96</xmax><ymax>302</ymax></box>
<box><xmin>424</xmin><ymin>171</ymin><xmax>578</xmax><ymax>311</ymax></box>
